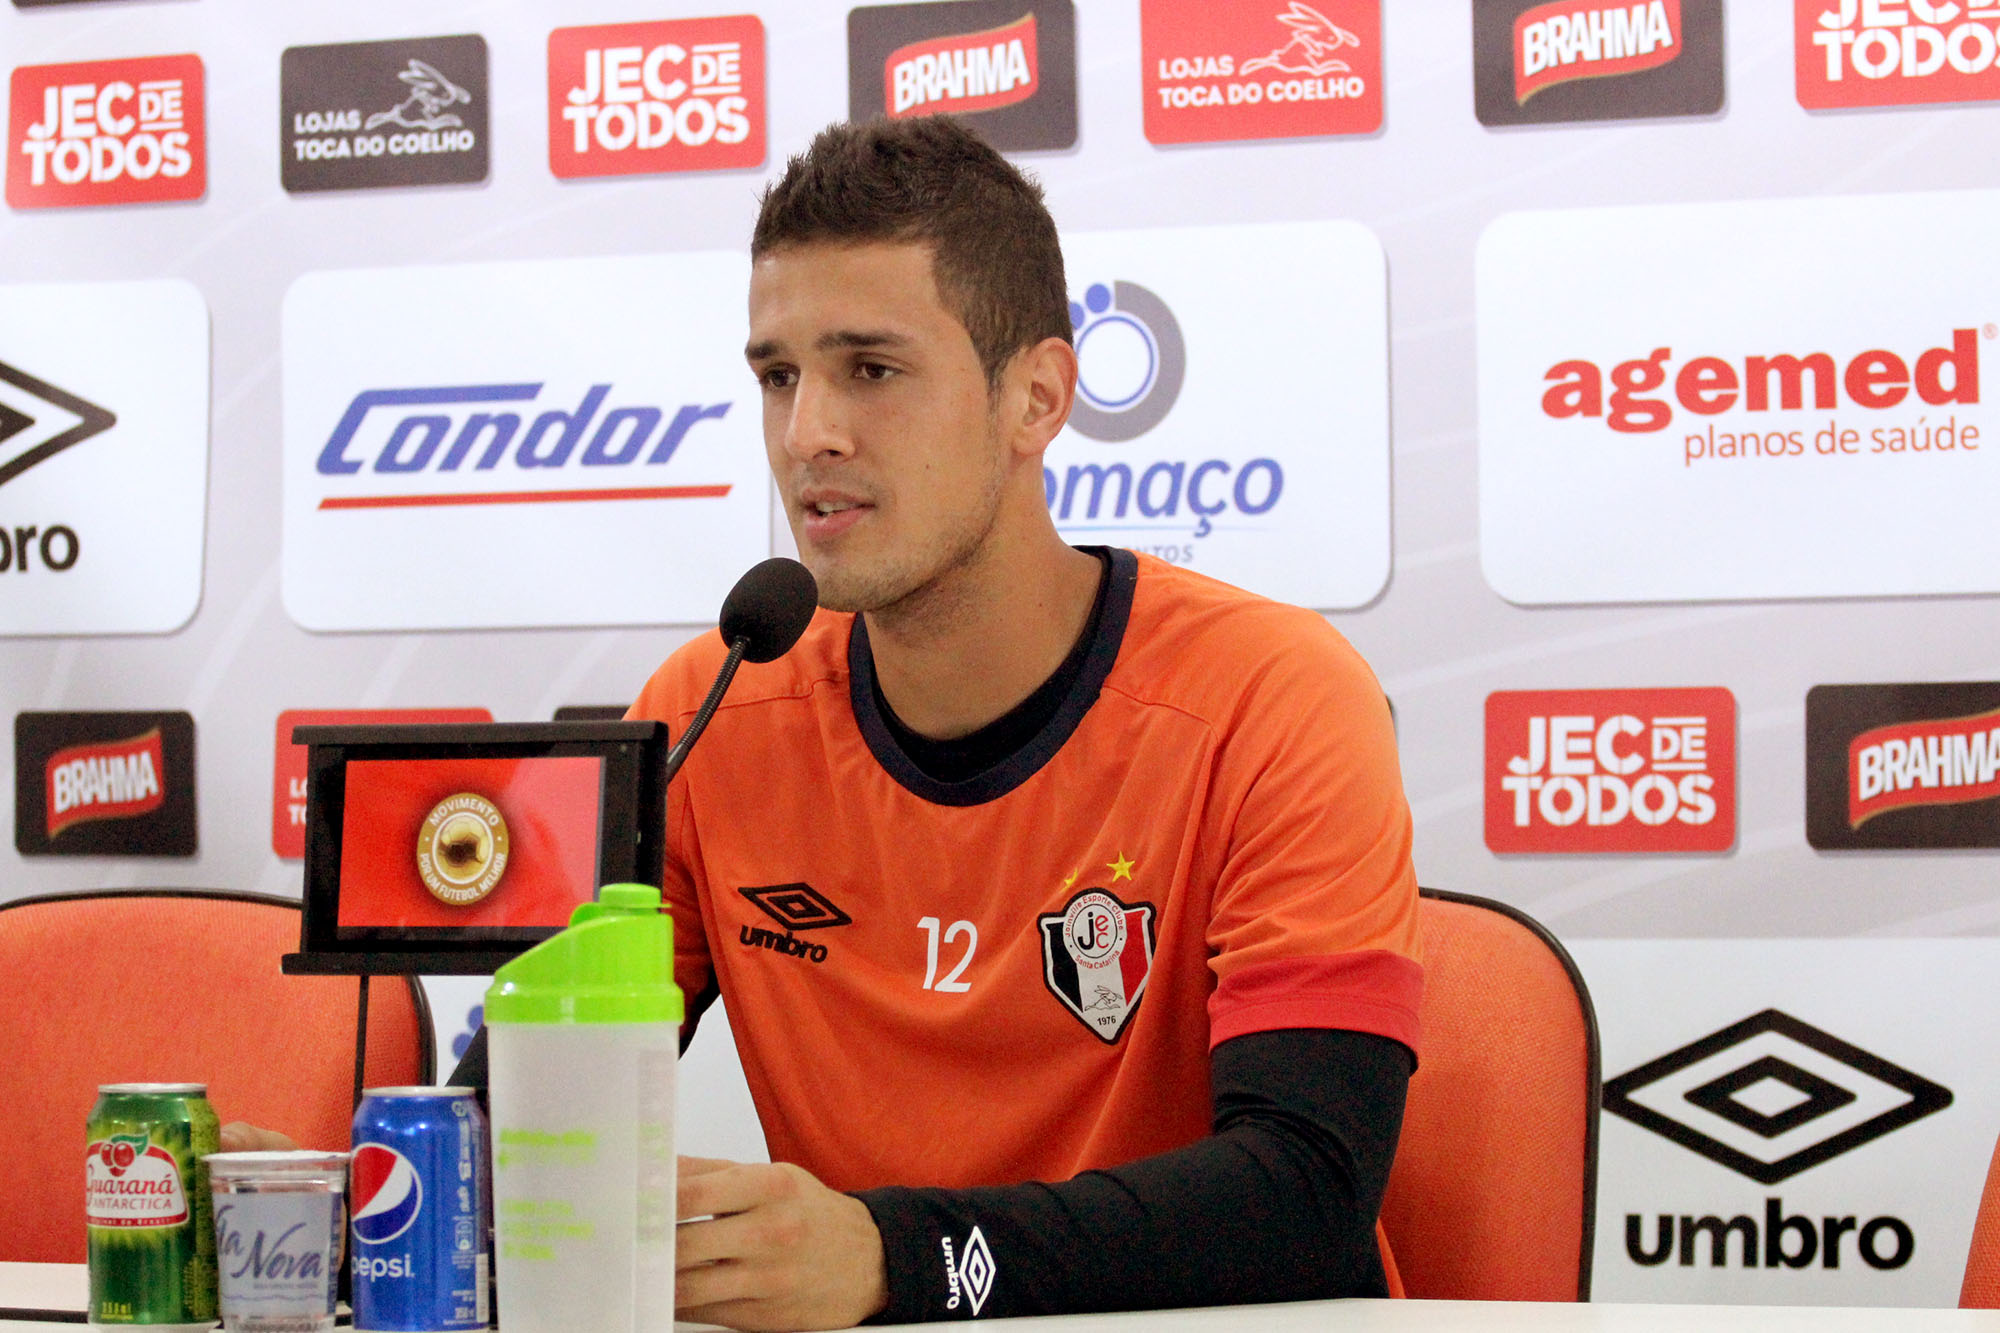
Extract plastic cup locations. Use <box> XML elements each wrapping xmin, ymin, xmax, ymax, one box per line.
<box><xmin>203</xmin><ymin>1151</ymin><xmax>348</xmax><ymax>1333</ymax></box>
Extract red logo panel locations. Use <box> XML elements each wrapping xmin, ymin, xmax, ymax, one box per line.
<box><xmin>6</xmin><ymin>55</ymin><xmax>205</xmax><ymax>209</ymax></box>
<box><xmin>45</xmin><ymin>729</ymin><xmax>164</xmax><ymax>837</ymax></box>
<box><xmin>1796</xmin><ymin>0</ymin><xmax>2000</xmax><ymax>110</ymax></box>
<box><xmin>1485</xmin><ymin>688</ymin><xmax>1736</xmax><ymax>853</ymax></box>
<box><xmin>272</xmin><ymin>707</ymin><xmax>491</xmax><ymax>858</ymax></box>
<box><xmin>547</xmin><ymin>16</ymin><xmax>765</xmax><ymax>179</ymax></box>
<box><xmin>1141</xmin><ymin>0</ymin><xmax>1380</xmax><ymax>144</ymax></box>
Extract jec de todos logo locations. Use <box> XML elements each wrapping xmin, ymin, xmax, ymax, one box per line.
<box><xmin>548</xmin><ymin>16</ymin><xmax>766</xmax><ymax>178</ymax></box>
<box><xmin>7</xmin><ymin>55</ymin><xmax>204</xmax><ymax>209</ymax></box>
<box><xmin>1797</xmin><ymin>0</ymin><xmax>2000</xmax><ymax>110</ymax></box>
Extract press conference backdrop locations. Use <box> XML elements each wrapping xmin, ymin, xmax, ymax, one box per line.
<box><xmin>5</xmin><ymin>0</ymin><xmax>2000</xmax><ymax>1307</ymax></box>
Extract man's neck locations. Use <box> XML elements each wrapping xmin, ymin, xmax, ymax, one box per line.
<box><xmin>865</xmin><ymin>531</ymin><xmax>1102</xmax><ymax>741</ymax></box>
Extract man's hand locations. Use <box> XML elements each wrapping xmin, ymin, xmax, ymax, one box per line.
<box><xmin>676</xmin><ymin>1156</ymin><xmax>888</xmax><ymax>1332</ymax></box>
<box><xmin>219</xmin><ymin>1122</ymin><xmax>297</xmax><ymax>1152</ymax></box>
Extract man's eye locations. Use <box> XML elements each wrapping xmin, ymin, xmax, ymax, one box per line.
<box><xmin>856</xmin><ymin>362</ymin><xmax>895</xmax><ymax>381</ymax></box>
<box><xmin>759</xmin><ymin>367</ymin><xmax>796</xmax><ymax>390</ymax></box>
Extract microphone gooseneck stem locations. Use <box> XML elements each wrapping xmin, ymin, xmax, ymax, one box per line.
<box><xmin>661</xmin><ymin>636</ymin><xmax>748</xmax><ymax>784</ymax></box>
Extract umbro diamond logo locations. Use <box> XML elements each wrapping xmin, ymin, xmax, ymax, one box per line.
<box><xmin>0</xmin><ymin>360</ymin><xmax>116</xmax><ymax>488</ymax></box>
<box><xmin>1604</xmin><ymin>1009</ymin><xmax>1952</xmax><ymax>1185</ymax></box>
<box><xmin>738</xmin><ymin>882</ymin><xmax>852</xmax><ymax>930</ymax></box>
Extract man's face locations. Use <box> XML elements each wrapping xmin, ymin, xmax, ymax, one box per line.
<box><xmin>745</xmin><ymin>240</ymin><xmax>1011</xmax><ymax>616</ymax></box>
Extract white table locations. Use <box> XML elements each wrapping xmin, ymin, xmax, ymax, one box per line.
<box><xmin>8</xmin><ymin>1262</ymin><xmax>2000</xmax><ymax>1330</ymax></box>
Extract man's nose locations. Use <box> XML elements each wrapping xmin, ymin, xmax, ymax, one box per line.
<box><xmin>781</xmin><ymin>375</ymin><xmax>853</xmax><ymax>463</ymax></box>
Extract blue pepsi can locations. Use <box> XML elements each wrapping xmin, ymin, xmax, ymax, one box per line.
<box><xmin>350</xmin><ymin>1087</ymin><xmax>490</xmax><ymax>1331</ymax></box>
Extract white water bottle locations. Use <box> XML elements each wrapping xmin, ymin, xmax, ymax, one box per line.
<box><xmin>485</xmin><ymin>883</ymin><xmax>682</xmax><ymax>1333</ymax></box>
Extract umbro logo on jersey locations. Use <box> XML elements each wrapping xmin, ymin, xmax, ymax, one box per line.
<box><xmin>940</xmin><ymin>1226</ymin><xmax>995</xmax><ymax>1315</ymax></box>
<box><xmin>739</xmin><ymin>882</ymin><xmax>852</xmax><ymax>930</ymax></box>
<box><xmin>1604</xmin><ymin>1009</ymin><xmax>1952</xmax><ymax>1185</ymax></box>
<box><xmin>1040</xmin><ymin>886</ymin><xmax>1156</xmax><ymax>1043</ymax></box>
<box><xmin>0</xmin><ymin>359</ymin><xmax>116</xmax><ymax>489</ymax></box>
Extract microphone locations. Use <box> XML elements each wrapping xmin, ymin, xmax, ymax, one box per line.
<box><xmin>661</xmin><ymin>557</ymin><xmax>818</xmax><ymax>782</ymax></box>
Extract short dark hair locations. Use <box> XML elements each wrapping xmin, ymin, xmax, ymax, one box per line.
<box><xmin>752</xmin><ymin>117</ymin><xmax>1071</xmax><ymax>386</ymax></box>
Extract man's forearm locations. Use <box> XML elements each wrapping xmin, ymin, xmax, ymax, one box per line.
<box><xmin>853</xmin><ymin>1028</ymin><xmax>1412</xmax><ymax>1323</ymax></box>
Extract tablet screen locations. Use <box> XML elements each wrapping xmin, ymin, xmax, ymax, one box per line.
<box><xmin>335</xmin><ymin>754</ymin><xmax>604</xmax><ymax>936</ymax></box>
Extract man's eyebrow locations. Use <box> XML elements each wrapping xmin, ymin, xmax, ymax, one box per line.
<box><xmin>743</xmin><ymin>329</ymin><xmax>911</xmax><ymax>362</ymax></box>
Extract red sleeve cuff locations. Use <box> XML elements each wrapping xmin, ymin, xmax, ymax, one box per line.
<box><xmin>1208</xmin><ymin>950</ymin><xmax>1423</xmax><ymax>1059</ymax></box>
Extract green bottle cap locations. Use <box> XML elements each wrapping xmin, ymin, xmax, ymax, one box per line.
<box><xmin>484</xmin><ymin>883</ymin><xmax>683</xmax><ymax>1025</ymax></box>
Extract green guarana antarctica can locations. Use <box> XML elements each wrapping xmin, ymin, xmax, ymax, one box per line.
<box><xmin>85</xmin><ymin>1082</ymin><xmax>220</xmax><ymax>1328</ymax></box>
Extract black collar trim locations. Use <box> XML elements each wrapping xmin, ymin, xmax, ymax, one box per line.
<box><xmin>848</xmin><ymin>547</ymin><xmax>1138</xmax><ymax>807</ymax></box>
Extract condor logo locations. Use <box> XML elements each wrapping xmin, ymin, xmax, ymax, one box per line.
<box><xmin>15</xmin><ymin>710</ymin><xmax>196</xmax><ymax>856</ymax></box>
<box><xmin>283</xmin><ymin>254</ymin><xmax>771</xmax><ymax>631</ymax></box>
<box><xmin>1472</xmin><ymin>0</ymin><xmax>1721</xmax><ymax>126</ymax></box>
<box><xmin>1485</xmin><ymin>688</ymin><xmax>1734</xmax><ymax>853</ymax></box>
<box><xmin>6</xmin><ymin>55</ymin><xmax>204</xmax><ymax>209</ymax></box>
<box><xmin>1798</xmin><ymin>0</ymin><xmax>2000</xmax><ymax>110</ymax></box>
<box><xmin>849</xmin><ymin>2</ymin><xmax>1076</xmax><ymax>151</ymax></box>
<box><xmin>310</xmin><ymin>383</ymin><xmax>735</xmax><ymax>509</ymax></box>
<box><xmin>1807</xmin><ymin>682</ymin><xmax>2000</xmax><ymax>849</ymax></box>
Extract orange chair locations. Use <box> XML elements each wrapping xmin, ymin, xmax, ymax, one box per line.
<box><xmin>0</xmin><ymin>889</ymin><xmax>433</xmax><ymax>1262</ymax></box>
<box><xmin>1378</xmin><ymin>888</ymin><xmax>1600</xmax><ymax>1301</ymax></box>
<box><xmin>1961</xmin><ymin>1134</ymin><xmax>2000</xmax><ymax>1305</ymax></box>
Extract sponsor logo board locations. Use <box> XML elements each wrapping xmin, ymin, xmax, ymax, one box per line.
<box><xmin>15</xmin><ymin>710</ymin><xmax>196</xmax><ymax>856</ymax></box>
<box><xmin>548</xmin><ymin>16</ymin><xmax>765</xmax><ymax>179</ymax></box>
<box><xmin>7</xmin><ymin>54</ymin><xmax>204</xmax><ymax>209</ymax></box>
<box><xmin>272</xmin><ymin>708</ymin><xmax>492</xmax><ymax>858</ymax></box>
<box><xmin>0</xmin><ymin>279</ymin><xmax>208</xmax><ymax>634</ymax></box>
<box><xmin>1045</xmin><ymin>222</ymin><xmax>1388</xmax><ymax>609</ymax></box>
<box><xmin>848</xmin><ymin>1</ymin><xmax>1077</xmax><ymax>151</ymax></box>
<box><xmin>1472</xmin><ymin>0</ymin><xmax>1724</xmax><ymax>126</ymax></box>
<box><xmin>1797</xmin><ymin>0</ymin><xmax>2000</xmax><ymax>110</ymax></box>
<box><xmin>1141</xmin><ymin>0</ymin><xmax>1382</xmax><ymax>143</ymax></box>
<box><xmin>1805</xmin><ymin>682</ymin><xmax>2000</xmax><ymax>849</ymax></box>
<box><xmin>280</xmin><ymin>34</ymin><xmax>489</xmax><ymax>193</ymax></box>
<box><xmin>281</xmin><ymin>253</ymin><xmax>770</xmax><ymax>630</ymax></box>
<box><xmin>1575</xmin><ymin>940</ymin><xmax>2000</xmax><ymax>1305</ymax></box>
<box><xmin>1479</xmin><ymin>191</ymin><xmax>2000</xmax><ymax>603</ymax></box>
<box><xmin>1484</xmin><ymin>688</ymin><xmax>1734</xmax><ymax>853</ymax></box>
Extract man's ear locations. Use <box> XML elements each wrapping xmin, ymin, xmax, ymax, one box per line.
<box><xmin>1006</xmin><ymin>336</ymin><xmax>1078</xmax><ymax>460</ymax></box>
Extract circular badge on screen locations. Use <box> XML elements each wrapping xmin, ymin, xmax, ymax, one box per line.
<box><xmin>416</xmin><ymin>793</ymin><xmax>509</xmax><ymax>906</ymax></box>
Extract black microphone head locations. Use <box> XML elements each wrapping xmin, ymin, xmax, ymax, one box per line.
<box><xmin>718</xmin><ymin>557</ymin><xmax>819</xmax><ymax>663</ymax></box>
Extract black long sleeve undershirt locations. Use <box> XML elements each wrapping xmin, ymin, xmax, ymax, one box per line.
<box><xmin>853</xmin><ymin>1026</ymin><xmax>1412</xmax><ymax>1323</ymax></box>
<box><xmin>447</xmin><ymin>1024</ymin><xmax>1410</xmax><ymax>1321</ymax></box>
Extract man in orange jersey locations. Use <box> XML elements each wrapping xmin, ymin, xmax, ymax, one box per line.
<box><xmin>632</xmin><ymin>116</ymin><xmax>1423</xmax><ymax>1331</ymax></box>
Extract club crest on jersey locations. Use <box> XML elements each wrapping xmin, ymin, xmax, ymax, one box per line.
<box><xmin>1039</xmin><ymin>888</ymin><xmax>1156</xmax><ymax>1043</ymax></box>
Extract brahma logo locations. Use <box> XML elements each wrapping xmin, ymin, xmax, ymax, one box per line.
<box><xmin>1515</xmin><ymin>0</ymin><xmax>1682</xmax><ymax>102</ymax></box>
<box><xmin>1797</xmin><ymin>0</ymin><xmax>2000</xmax><ymax>110</ymax></box>
<box><xmin>1807</xmin><ymin>682</ymin><xmax>2000</xmax><ymax>849</ymax></box>
<box><xmin>548</xmin><ymin>16</ymin><xmax>765</xmax><ymax>178</ymax></box>
<box><xmin>1472</xmin><ymin>0</ymin><xmax>1722</xmax><ymax>126</ymax></box>
<box><xmin>351</xmin><ymin>1144</ymin><xmax>423</xmax><ymax>1245</ymax></box>
<box><xmin>1141</xmin><ymin>0</ymin><xmax>1381</xmax><ymax>143</ymax></box>
<box><xmin>15</xmin><ymin>710</ymin><xmax>196</xmax><ymax>856</ymax></box>
<box><xmin>848</xmin><ymin>2</ymin><xmax>1076</xmax><ymax>151</ymax></box>
<box><xmin>1485</xmin><ymin>688</ymin><xmax>1735</xmax><ymax>853</ymax></box>
<box><xmin>46</xmin><ymin>729</ymin><xmax>163</xmax><ymax>837</ymax></box>
<box><xmin>6</xmin><ymin>55</ymin><xmax>204</xmax><ymax>209</ymax></box>
<box><xmin>282</xmin><ymin>254</ymin><xmax>771</xmax><ymax>631</ymax></box>
<box><xmin>886</xmin><ymin>14</ymin><xmax>1039</xmax><ymax>116</ymax></box>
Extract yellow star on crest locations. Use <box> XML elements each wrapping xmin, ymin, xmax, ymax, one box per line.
<box><xmin>1107</xmin><ymin>852</ymin><xmax>1135</xmax><ymax>882</ymax></box>
<box><xmin>1062</xmin><ymin>869</ymin><xmax>1079</xmax><ymax>890</ymax></box>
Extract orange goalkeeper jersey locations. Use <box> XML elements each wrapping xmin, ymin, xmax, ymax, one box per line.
<box><xmin>631</xmin><ymin>549</ymin><xmax>1422</xmax><ymax>1197</ymax></box>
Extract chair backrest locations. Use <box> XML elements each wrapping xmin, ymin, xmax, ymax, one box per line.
<box><xmin>0</xmin><ymin>889</ymin><xmax>433</xmax><ymax>1262</ymax></box>
<box><xmin>1961</xmin><ymin>1134</ymin><xmax>2000</xmax><ymax>1306</ymax></box>
<box><xmin>1377</xmin><ymin>888</ymin><xmax>1600</xmax><ymax>1301</ymax></box>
